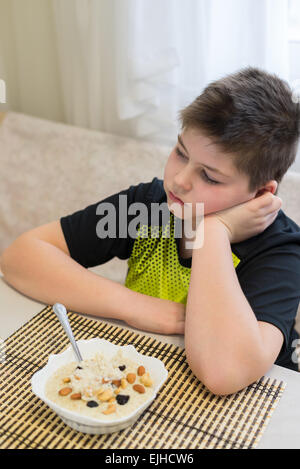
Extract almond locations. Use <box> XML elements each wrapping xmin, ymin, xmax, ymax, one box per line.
<box><xmin>58</xmin><ymin>387</ymin><xmax>72</xmax><ymax>396</ymax></box>
<box><xmin>137</xmin><ymin>366</ymin><xmax>146</xmax><ymax>376</ymax></box>
<box><xmin>133</xmin><ymin>384</ymin><xmax>145</xmax><ymax>394</ymax></box>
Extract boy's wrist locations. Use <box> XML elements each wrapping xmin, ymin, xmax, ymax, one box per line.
<box><xmin>203</xmin><ymin>215</ymin><xmax>233</xmax><ymax>242</ymax></box>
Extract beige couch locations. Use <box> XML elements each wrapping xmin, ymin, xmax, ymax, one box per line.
<box><xmin>0</xmin><ymin>111</ymin><xmax>170</xmax><ymax>284</ymax></box>
<box><xmin>1</xmin><ymin>111</ymin><xmax>300</xmax><ymax>330</ymax></box>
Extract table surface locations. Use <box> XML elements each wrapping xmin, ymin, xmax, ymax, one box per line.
<box><xmin>1</xmin><ymin>274</ymin><xmax>300</xmax><ymax>449</ymax></box>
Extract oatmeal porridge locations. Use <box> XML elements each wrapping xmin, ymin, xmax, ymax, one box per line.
<box><xmin>45</xmin><ymin>350</ymin><xmax>154</xmax><ymax>420</ymax></box>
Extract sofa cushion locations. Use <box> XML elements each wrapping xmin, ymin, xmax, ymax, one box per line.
<box><xmin>0</xmin><ymin>112</ymin><xmax>171</xmax><ymax>283</ymax></box>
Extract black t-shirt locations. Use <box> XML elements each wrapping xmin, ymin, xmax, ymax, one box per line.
<box><xmin>60</xmin><ymin>177</ymin><xmax>300</xmax><ymax>371</ymax></box>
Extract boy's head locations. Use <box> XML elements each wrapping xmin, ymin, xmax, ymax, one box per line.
<box><xmin>163</xmin><ymin>66</ymin><xmax>300</xmax><ymax>220</ymax></box>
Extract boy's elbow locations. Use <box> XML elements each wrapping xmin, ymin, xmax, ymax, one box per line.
<box><xmin>204</xmin><ymin>377</ymin><xmax>251</xmax><ymax>397</ymax></box>
<box><xmin>186</xmin><ymin>352</ymin><xmax>264</xmax><ymax>397</ymax></box>
<box><xmin>192</xmin><ymin>368</ymin><xmax>257</xmax><ymax>397</ymax></box>
<box><xmin>189</xmin><ymin>367</ymin><xmax>244</xmax><ymax>396</ymax></box>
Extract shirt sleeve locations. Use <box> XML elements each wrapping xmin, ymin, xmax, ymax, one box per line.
<box><xmin>237</xmin><ymin>244</ymin><xmax>300</xmax><ymax>355</ymax></box>
<box><xmin>60</xmin><ymin>181</ymin><xmax>154</xmax><ymax>268</ymax></box>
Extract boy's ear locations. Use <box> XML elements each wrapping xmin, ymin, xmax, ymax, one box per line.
<box><xmin>255</xmin><ymin>180</ymin><xmax>278</xmax><ymax>198</ymax></box>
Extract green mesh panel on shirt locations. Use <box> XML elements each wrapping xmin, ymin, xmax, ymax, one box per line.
<box><xmin>125</xmin><ymin>212</ymin><xmax>241</xmax><ymax>305</ymax></box>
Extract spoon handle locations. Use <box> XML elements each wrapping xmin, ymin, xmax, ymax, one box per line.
<box><xmin>53</xmin><ymin>303</ymin><xmax>83</xmax><ymax>363</ymax></box>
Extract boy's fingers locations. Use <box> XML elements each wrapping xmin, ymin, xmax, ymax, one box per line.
<box><xmin>251</xmin><ymin>192</ymin><xmax>271</xmax><ymax>210</ymax></box>
<box><xmin>265</xmin><ymin>210</ymin><xmax>280</xmax><ymax>227</ymax></box>
<box><xmin>270</xmin><ymin>197</ymin><xmax>282</xmax><ymax>213</ymax></box>
<box><xmin>258</xmin><ymin>191</ymin><xmax>275</xmax><ymax>206</ymax></box>
<box><xmin>256</xmin><ymin>192</ymin><xmax>282</xmax><ymax>212</ymax></box>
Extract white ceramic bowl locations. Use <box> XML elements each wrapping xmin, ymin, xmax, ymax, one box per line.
<box><xmin>31</xmin><ymin>338</ymin><xmax>168</xmax><ymax>435</ymax></box>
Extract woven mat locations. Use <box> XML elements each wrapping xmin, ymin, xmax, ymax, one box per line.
<box><xmin>0</xmin><ymin>306</ymin><xmax>285</xmax><ymax>449</ymax></box>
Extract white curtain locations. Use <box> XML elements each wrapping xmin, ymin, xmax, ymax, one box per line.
<box><xmin>51</xmin><ymin>0</ymin><xmax>290</xmax><ymax>145</ymax></box>
<box><xmin>0</xmin><ymin>0</ymin><xmax>291</xmax><ymax>146</ymax></box>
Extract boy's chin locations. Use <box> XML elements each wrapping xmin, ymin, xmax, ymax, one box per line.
<box><xmin>167</xmin><ymin>202</ymin><xmax>191</xmax><ymax>220</ymax></box>
<box><xmin>168</xmin><ymin>202</ymin><xmax>183</xmax><ymax>217</ymax></box>
<box><xmin>167</xmin><ymin>201</ymin><xmax>204</xmax><ymax>220</ymax></box>
<box><xmin>167</xmin><ymin>203</ymin><xmax>204</xmax><ymax>232</ymax></box>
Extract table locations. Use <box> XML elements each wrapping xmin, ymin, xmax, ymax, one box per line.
<box><xmin>1</xmin><ymin>274</ymin><xmax>300</xmax><ymax>449</ymax></box>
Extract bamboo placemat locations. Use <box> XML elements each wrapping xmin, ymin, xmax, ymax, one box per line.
<box><xmin>0</xmin><ymin>306</ymin><xmax>285</xmax><ymax>449</ymax></box>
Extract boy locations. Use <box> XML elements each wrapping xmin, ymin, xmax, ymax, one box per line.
<box><xmin>1</xmin><ymin>67</ymin><xmax>300</xmax><ymax>395</ymax></box>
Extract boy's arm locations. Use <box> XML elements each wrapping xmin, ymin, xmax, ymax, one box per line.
<box><xmin>0</xmin><ymin>221</ymin><xmax>184</xmax><ymax>335</ymax></box>
<box><xmin>185</xmin><ymin>216</ymin><xmax>284</xmax><ymax>396</ymax></box>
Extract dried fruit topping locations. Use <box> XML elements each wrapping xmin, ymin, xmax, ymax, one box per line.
<box><xmin>86</xmin><ymin>400</ymin><xmax>99</xmax><ymax>408</ymax></box>
<box><xmin>116</xmin><ymin>394</ymin><xmax>130</xmax><ymax>406</ymax></box>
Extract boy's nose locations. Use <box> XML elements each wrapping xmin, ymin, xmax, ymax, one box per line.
<box><xmin>173</xmin><ymin>167</ymin><xmax>192</xmax><ymax>194</ymax></box>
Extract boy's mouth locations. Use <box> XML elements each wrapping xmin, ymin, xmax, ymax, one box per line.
<box><xmin>168</xmin><ymin>190</ymin><xmax>184</xmax><ymax>206</ymax></box>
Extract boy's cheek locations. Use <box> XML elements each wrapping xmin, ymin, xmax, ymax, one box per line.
<box><xmin>163</xmin><ymin>161</ymin><xmax>172</xmax><ymax>185</ymax></box>
<box><xmin>202</xmin><ymin>198</ymin><xmax>241</xmax><ymax>216</ymax></box>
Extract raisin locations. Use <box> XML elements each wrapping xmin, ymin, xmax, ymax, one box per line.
<box><xmin>116</xmin><ymin>394</ymin><xmax>130</xmax><ymax>405</ymax></box>
<box><xmin>76</xmin><ymin>365</ymin><xmax>83</xmax><ymax>370</ymax></box>
<box><xmin>119</xmin><ymin>365</ymin><xmax>126</xmax><ymax>371</ymax></box>
<box><xmin>86</xmin><ymin>400</ymin><xmax>99</xmax><ymax>408</ymax></box>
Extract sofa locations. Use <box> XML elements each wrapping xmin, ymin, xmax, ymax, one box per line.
<box><xmin>1</xmin><ymin>111</ymin><xmax>300</xmax><ymax>331</ymax></box>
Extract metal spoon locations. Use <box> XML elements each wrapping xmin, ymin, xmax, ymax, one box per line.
<box><xmin>52</xmin><ymin>303</ymin><xmax>83</xmax><ymax>363</ymax></box>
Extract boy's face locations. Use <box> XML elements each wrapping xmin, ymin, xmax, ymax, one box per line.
<box><xmin>163</xmin><ymin>127</ymin><xmax>260</xmax><ymax>222</ymax></box>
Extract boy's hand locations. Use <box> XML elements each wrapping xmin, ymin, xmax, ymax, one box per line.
<box><xmin>125</xmin><ymin>297</ymin><xmax>185</xmax><ymax>335</ymax></box>
<box><xmin>206</xmin><ymin>191</ymin><xmax>282</xmax><ymax>244</ymax></box>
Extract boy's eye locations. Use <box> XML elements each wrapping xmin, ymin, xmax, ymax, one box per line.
<box><xmin>201</xmin><ymin>169</ymin><xmax>220</xmax><ymax>185</ymax></box>
<box><xmin>174</xmin><ymin>147</ymin><xmax>220</xmax><ymax>185</ymax></box>
<box><xmin>175</xmin><ymin>147</ymin><xmax>188</xmax><ymax>160</ymax></box>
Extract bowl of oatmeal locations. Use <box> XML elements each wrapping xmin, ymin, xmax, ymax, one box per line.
<box><xmin>31</xmin><ymin>338</ymin><xmax>168</xmax><ymax>434</ymax></box>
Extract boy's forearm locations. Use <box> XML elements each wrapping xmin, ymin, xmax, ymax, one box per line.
<box><xmin>0</xmin><ymin>236</ymin><xmax>144</xmax><ymax>322</ymax></box>
<box><xmin>185</xmin><ymin>216</ymin><xmax>266</xmax><ymax>395</ymax></box>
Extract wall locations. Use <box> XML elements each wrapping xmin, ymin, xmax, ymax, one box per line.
<box><xmin>0</xmin><ymin>0</ymin><xmax>64</xmax><ymax>122</ymax></box>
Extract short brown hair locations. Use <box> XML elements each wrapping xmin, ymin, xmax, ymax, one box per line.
<box><xmin>178</xmin><ymin>67</ymin><xmax>300</xmax><ymax>194</ymax></box>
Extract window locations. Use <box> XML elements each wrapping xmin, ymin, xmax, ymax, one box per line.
<box><xmin>289</xmin><ymin>0</ymin><xmax>300</xmax><ymax>41</ymax></box>
<box><xmin>288</xmin><ymin>1</ymin><xmax>300</xmax><ymax>169</ymax></box>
